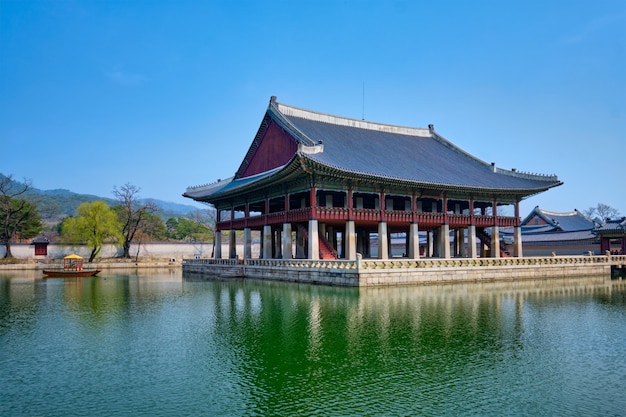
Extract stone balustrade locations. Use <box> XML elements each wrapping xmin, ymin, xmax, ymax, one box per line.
<box><xmin>183</xmin><ymin>255</ymin><xmax>626</xmax><ymax>286</ymax></box>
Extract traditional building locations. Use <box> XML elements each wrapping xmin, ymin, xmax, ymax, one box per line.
<box><xmin>184</xmin><ymin>97</ymin><xmax>562</xmax><ymax>261</ymax></box>
<box><xmin>596</xmin><ymin>217</ymin><xmax>626</xmax><ymax>255</ymax></box>
<box><xmin>501</xmin><ymin>206</ymin><xmax>599</xmax><ymax>256</ymax></box>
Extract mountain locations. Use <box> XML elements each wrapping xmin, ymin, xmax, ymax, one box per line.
<box><xmin>1</xmin><ymin>174</ymin><xmax>205</xmax><ymax>224</ymax></box>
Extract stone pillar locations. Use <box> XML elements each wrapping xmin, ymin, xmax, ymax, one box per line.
<box><xmin>427</xmin><ymin>230</ymin><xmax>434</xmax><ymax>257</ymax></box>
<box><xmin>513</xmin><ymin>226</ymin><xmax>523</xmax><ymax>257</ymax></box>
<box><xmin>243</xmin><ymin>227</ymin><xmax>252</xmax><ymax>259</ymax></box>
<box><xmin>491</xmin><ymin>225</ymin><xmax>500</xmax><ymax>258</ymax></box>
<box><xmin>378</xmin><ymin>221</ymin><xmax>388</xmax><ymax>259</ymax></box>
<box><xmin>274</xmin><ymin>228</ymin><xmax>282</xmax><ymax>259</ymax></box>
<box><xmin>308</xmin><ymin>219</ymin><xmax>319</xmax><ymax>260</ymax></box>
<box><xmin>468</xmin><ymin>225</ymin><xmax>477</xmax><ymax>258</ymax></box>
<box><xmin>229</xmin><ymin>230</ymin><xmax>237</xmax><ymax>259</ymax></box>
<box><xmin>282</xmin><ymin>223</ymin><xmax>292</xmax><ymax>259</ymax></box>
<box><xmin>263</xmin><ymin>224</ymin><xmax>272</xmax><ymax>259</ymax></box>
<box><xmin>296</xmin><ymin>226</ymin><xmax>306</xmax><ymax>258</ymax></box>
<box><xmin>459</xmin><ymin>229</ymin><xmax>466</xmax><ymax>257</ymax></box>
<box><xmin>345</xmin><ymin>220</ymin><xmax>356</xmax><ymax>260</ymax></box>
<box><xmin>408</xmin><ymin>222</ymin><xmax>420</xmax><ymax>259</ymax></box>
<box><xmin>440</xmin><ymin>224</ymin><xmax>450</xmax><ymax>258</ymax></box>
<box><xmin>214</xmin><ymin>230</ymin><xmax>222</xmax><ymax>259</ymax></box>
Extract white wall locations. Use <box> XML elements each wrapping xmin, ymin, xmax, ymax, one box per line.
<box><xmin>1</xmin><ymin>242</ymin><xmax>215</xmax><ymax>260</ymax></box>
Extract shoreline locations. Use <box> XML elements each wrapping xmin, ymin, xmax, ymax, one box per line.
<box><xmin>0</xmin><ymin>258</ymin><xmax>182</xmax><ymax>271</ymax></box>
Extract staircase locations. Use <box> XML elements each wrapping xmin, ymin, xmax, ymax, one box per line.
<box><xmin>296</xmin><ymin>224</ymin><xmax>338</xmax><ymax>260</ymax></box>
<box><xmin>476</xmin><ymin>228</ymin><xmax>510</xmax><ymax>258</ymax></box>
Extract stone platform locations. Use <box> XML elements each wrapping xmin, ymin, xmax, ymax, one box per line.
<box><xmin>183</xmin><ymin>255</ymin><xmax>626</xmax><ymax>287</ymax></box>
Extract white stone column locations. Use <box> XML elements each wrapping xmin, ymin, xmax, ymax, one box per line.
<box><xmin>440</xmin><ymin>224</ymin><xmax>450</xmax><ymax>259</ymax></box>
<box><xmin>214</xmin><ymin>230</ymin><xmax>222</xmax><ymax>259</ymax></box>
<box><xmin>229</xmin><ymin>230</ymin><xmax>237</xmax><ymax>259</ymax></box>
<box><xmin>491</xmin><ymin>225</ymin><xmax>500</xmax><ymax>258</ymax></box>
<box><xmin>282</xmin><ymin>223</ymin><xmax>292</xmax><ymax>259</ymax></box>
<box><xmin>274</xmin><ymin>229</ymin><xmax>282</xmax><ymax>259</ymax></box>
<box><xmin>427</xmin><ymin>231</ymin><xmax>433</xmax><ymax>257</ymax></box>
<box><xmin>243</xmin><ymin>228</ymin><xmax>252</xmax><ymax>259</ymax></box>
<box><xmin>263</xmin><ymin>225</ymin><xmax>272</xmax><ymax>259</ymax></box>
<box><xmin>408</xmin><ymin>222</ymin><xmax>420</xmax><ymax>259</ymax></box>
<box><xmin>468</xmin><ymin>225</ymin><xmax>477</xmax><ymax>258</ymax></box>
<box><xmin>308</xmin><ymin>219</ymin><xmax>319</xmax><ymax>260</ymax></box>
<box><xmin>378</xmin><ymin>221</ymin><xmax>388</xmax><ymax>260</ymax></box>
<box><xmin>345</xmin><ymin>220</ymin><xmax>356</xmax><ymax>260</ymax></box>
<box><xmin>513</xmin><ymin>226</ymin><xmax>523</xmax><ymax>257</ymax></box>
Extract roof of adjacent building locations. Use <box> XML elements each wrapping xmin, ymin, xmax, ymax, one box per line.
<box><xmin>185</xmin><ymin>97</ymin><xmax>563</xmax><ymax>201</ymax></box>
<box><xmin>520</xmin><ymin>206</ymin><xmax>597</xmax><ymax>232</ymax></box>
<box><xmin>596</xmin><ymin>217</ymin><xmax>626</xmax><ymax>232</ymax></box>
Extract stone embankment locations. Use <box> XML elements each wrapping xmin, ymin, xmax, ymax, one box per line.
<box><xmin>0</xmin><ymin>258</ymin><xmax>182</xmax><ymax>271</ymax></box>
<box><xmin>183</xmin><ymin>255</ymin><xmax>626</xmax><ymax>287</ymax></box>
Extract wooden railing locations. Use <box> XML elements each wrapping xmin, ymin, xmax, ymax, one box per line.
<box><xmin>216</xmin><ymin>208</ymin><xmax>518</xmax><ymax>230</ymax></box>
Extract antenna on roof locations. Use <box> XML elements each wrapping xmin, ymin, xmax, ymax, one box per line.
<box><xmin>362</xmin><ymin>82</ymin><xmax>365</xmax><ymax>120</ymax></box>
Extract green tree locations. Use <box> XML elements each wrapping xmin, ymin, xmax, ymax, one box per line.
<box><xmin>113</xmin><ymin>183</ymin><xmax>159</xmax><ymax>258</ymax></box>
<box><xmin>0</xmin><ymin>175</ymin><xmax>43</xmax><ymax>258</ymax></box>
<box><xmin>165</xmin><ymin>217</ymin><xmax>212</xmax><ymax>241</ymax></box>
<box><xmin>61</xmin><ymin>201</ymin><xmax>123</xmax><ymax>262</ymax></box>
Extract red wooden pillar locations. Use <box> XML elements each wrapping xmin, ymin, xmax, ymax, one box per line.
<box><xmin>310</xmin><ymin>186</ymin><xmax>317</xmax><ymax>218</ymax></box>
<box><xmin>380</xmin><ymin>191</ymin><xmax>386</xmax><ymax>221</ymax></box>
<box><xmin>347</xmin><ymin>187</ymin><xmax>354</xmax><ymax>220</ymax></box>
<box><xmin>492</xmin><ymin>199</ymin><xmax>498</xmax><ymax>224</ymax></box>
<box><xmin>515</xmin><ymin>201</ymin><xmax>520</xmax><ymax>226</ymax></box>
<box><xmin>443</xmin><ymin>196</ymin><xmax>448</xmax><ymax>224</ymax></box>
<box><xmin>469</xmin><ymin>198</ymin><xmax>475</xmax><ymax>226</ymax></box>
<box><xmin>284</xmin><ymin>191</ymin><xmax>289</xmax><ymax>222</ymax></box>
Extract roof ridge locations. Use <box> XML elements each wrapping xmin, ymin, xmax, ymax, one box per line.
<box><xmin>273</xmin><ymin>98</ymin><xmax>430</xmax><ymax>137</ymax></box>
<box><xmin>538</xmin><ymin>208</ymin><xmax>579</xmax><ymax>216</ymax></box>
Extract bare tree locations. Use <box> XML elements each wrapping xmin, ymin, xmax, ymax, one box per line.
<box><xmin>113</xmin><ymin>183</ymin><xmax>158</xmax><ymax>258</ymax></box>
<box><xmin>583</xmin><ymin>203</ymin><xmax>621</xmax><ymax>223</ymax></box>
<box><xmin>0</xmin><ymin>175</ymin><xmax>42</xmax><ymax>258</ymax></box>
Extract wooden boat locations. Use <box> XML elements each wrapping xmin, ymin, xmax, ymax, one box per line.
<box><xmin>43</xmin><ymin>254</ymin><xmax>102</xmax><ymax>278</ymax></box>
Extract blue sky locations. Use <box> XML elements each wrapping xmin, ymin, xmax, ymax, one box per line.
<box><xmin>1</xmin><ymin>0</ymin><xmax>625</xmax><ymax>217</ymax></box>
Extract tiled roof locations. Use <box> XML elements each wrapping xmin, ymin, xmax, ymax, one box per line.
<box><xmin>500</xmin><ymin>227</ymin><xmax>597</xmax><ymax>242</ymax></box>
<box><xmin>596</xmin><ymin>217</ymin><xmax>626</xmax><ymax>232</ymax></box>
<box><xmin>521</xmin><ymin>207</ymin><xmax>597</xmax><ymax>232</ymax></box>
<box><xmin>185</xmin><ymin>97</ymin><xmax>563</xmax><ymax>201</ymax></box>
<box><xmin>272</xmin><ymin>100</ymin><xmax>561</xmax><ymax>192</ymax></box>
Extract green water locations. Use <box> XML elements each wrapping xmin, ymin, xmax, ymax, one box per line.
<box><xmin>1</xmin><ymin>269</ymin><xmax>625</xmax><ymax>416</ymax></box>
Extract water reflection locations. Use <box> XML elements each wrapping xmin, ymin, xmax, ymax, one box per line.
<box><xmin>1</xmin><ymin>271</ymin><xmax>625</xmax><ymax>416</ymax></box>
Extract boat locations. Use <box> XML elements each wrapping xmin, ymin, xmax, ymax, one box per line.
<box><xmin>42</xmin><ymin>254</ymin><xmax>102</xmax><ymax>278</ymax></box>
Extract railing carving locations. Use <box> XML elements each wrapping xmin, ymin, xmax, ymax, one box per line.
<box><xmin>183</xmin><ymin>255</ymin><xmax>626</xmax><ymax>270</ymax></box>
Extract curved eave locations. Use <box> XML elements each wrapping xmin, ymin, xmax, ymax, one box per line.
<box><xmin>301</xmin><ymin>155</ymin><xmax>562</xmax><ymax>198</ymax></box>
<box><xmin>184</xmin><ymin>157</ymin><xmax>306</xmax><ymax>204</ymax></box>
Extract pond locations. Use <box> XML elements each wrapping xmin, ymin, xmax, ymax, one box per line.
<box><xmin>1</xmin><ymin>269</ymin><xmax>625</xmax><ymax>416</ymax></box>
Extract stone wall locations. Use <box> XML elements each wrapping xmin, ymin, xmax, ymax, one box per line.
<box><xmin>1</xmin><ymin>242</ymin><xmax>216</xmax><ymax>261</ymax></box>
<box><xmin>183</xmin><ymin>255</ymin><xmax>625</xmax><ymax>287</ymax></box>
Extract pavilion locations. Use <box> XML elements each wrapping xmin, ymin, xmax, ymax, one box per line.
<box><xmin>184</xmin><ymin>97</ymin><xmax>562</xmax><ymax>261</ymax></box>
